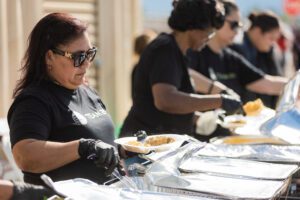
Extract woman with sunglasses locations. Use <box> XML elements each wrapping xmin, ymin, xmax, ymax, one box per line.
<box><xmin>230</xmin><ymin>11</ymin><xmax>285</xmax><ymax>109</ymax></box>
<box><xmin>189</xmin><ymin>0</ymin><xmax>287</xmax><ymax>116</ymax></box>
<box><xmin>120</xmin><ymin>0</ymin><xmax>242</xmax><ymax>138</ymax></box>
<box><xmin>7</xmin><ymin>13</ymin><xmax>127</xmax><ymax>185</ymax></box>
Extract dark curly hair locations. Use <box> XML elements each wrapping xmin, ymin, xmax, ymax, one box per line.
<box><xmin>168</xmin><ymin>0</ymin><xmax>225</xmax><ymax>32</ymax></box>
<box><xmin>13</xmin><ymin>13</ymin><xmax>88</xmax><ymax>97</ymax></box>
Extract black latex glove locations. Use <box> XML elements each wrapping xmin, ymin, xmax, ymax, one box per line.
<box><xmin>78</xmin><ymin>138</ymin><xmax>124</xmax><ymax>176</ymax></box>
<box><xmin>11</xmin><ymin>181</ymin><xmax>56</xmax><ymax>200</ymax></box>
<box><xmin>220</xmin><ymin>94</ymin><xmax>243</xmax><ymax>115</ymax></box>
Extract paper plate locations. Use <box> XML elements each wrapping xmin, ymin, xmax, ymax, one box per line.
<box><xmin>115</xmin><ymin>134</ymin><xmax>186</xmax><ymax>154</ymax></box>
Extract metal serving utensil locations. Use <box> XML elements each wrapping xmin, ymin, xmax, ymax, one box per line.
<box><xmin>134</xmin><ymin>130</ymin><xmax>147</xmax><ymax>143</ymax></box>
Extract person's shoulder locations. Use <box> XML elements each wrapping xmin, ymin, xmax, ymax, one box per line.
<box><xmin>148</xmin><ymin>33</ymin><xmax>175</xmax><ymax>51</ymax></box>
<box><xmin>224</xmin><ymin>47</ymin><xmax>245</xmax><ymax>60</ymax></box>
<box><xmin>8</xmin><ymin>83</ymin><xmax>52</xmax><ymax>118</ymax></box>
<box><xmin>20</xmin><ymin>82</ymin><xmax>50</xmax><ymax>99</ymax></box>
<box><xmin>13</xmin><ymin>81</ymin><xmax>55</xmax><ymax>106</ymax></box>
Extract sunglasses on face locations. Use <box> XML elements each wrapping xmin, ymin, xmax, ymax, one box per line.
<box><xmin>226</xmin><ymin>20</ymin><xmax>243</xmax><ymax>31</ymax></box>
<box><xmin>51</xmin><ymin>47</ymin><xmax>97</xmax><ymax>67</ymax></box>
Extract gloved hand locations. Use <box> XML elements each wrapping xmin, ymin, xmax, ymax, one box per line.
<box><xmin>78</xmin><ymin>138</ymin><xmax>125</xmax><ymax>176</ymax></box>
<box><xmin>220</xmin><ymin>94</ymin><xmax>243</xmax><ymax>115</ymax></box>
<box><xmin>11</xmin><ymin>181</ymin><xmax>56</xmax><ymax>200</ymax></box>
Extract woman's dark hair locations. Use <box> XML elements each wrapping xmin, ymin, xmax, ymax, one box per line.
<box><xmin>248</xmin><ymin>11</ymin><xmax>280</xmax><ymax>33</ymax></box>
<box><xmin>168</xmin><ymin>0</ymin><xmax>225</xmax><ymax>31</ymax></box>
<box><xmin>13</xmin><ymin>13</ymin><xmax>88</xmax><ymax>97</ymax></box>
<box><xmin>219</xmin><ymin>0</ymin><xmax>239</xmax><ymax>17</ymax></box>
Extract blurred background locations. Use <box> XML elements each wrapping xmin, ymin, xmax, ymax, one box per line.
<box><xmin>0</xmin><ymin>0</ymin><xmax>300</xmax><ymax>135</ymax></box>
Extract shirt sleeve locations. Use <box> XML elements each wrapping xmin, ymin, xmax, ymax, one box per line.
<box><xmin>149</xmin><ymin>46</ymin><xmax>183</xmax><ymax>88</ymax></box>
<box><xmin>234</xmin><ymin>52</ymin><xmax>265</xmax><ymax>85</ymax></box>
<box><xmin>8</xmin><ymin>97</ymin><xmax>52</xmax><ymax>147</ymax></box>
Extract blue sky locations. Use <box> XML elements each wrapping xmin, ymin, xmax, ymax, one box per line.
<box><xmin>142</xmin><ymin>0</ymin><xmax>284</xmax><ymax>19</ymax></box>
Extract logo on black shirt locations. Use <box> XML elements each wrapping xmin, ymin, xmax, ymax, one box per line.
<box><xmin>72</xmin><ymin>111</ymin><xmax>88</xmax><ymax>125</ymax></box>
<box><xmin>84</xmin><ymin>109</ymin><xmax>107</xmax><ymax>120</ymax></box>
<box><xmin>71</xmin><ymin>109</ymin><xmax>107</xmax><ymax>125</ymax></box>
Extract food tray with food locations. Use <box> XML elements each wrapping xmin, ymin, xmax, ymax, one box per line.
<box><xmin>115</xmin><ymin>134</ymin><xmax>186</xmax><ymax>154</ymax></box>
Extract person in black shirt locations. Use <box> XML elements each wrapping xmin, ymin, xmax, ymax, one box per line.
<box><xmin>190</xmin><ymin>0</ymin><xmax>287</xmax><ymax>110</ymax></box>
<box><xmin>230</xmin><ymin>11</ymin><xmax>285</xmax><ymax>108</ymax></box>
<box><xmin>120</xmin><ymin>0</ymin><xmax>242</xmax><ymax>137</ymax></box>
<box><xmin>132</xmin><ymin>30</ymin><xmax>157</xmax><ymax>99</ymax></box>
<box><xmin>7</xmin><ymin>13</ymin><xmax>127</xmax><ymax>185</ymax></box>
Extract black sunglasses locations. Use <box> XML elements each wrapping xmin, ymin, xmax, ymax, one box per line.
<box><xmin>226</xmin><ymin>20</ymin><xmax>243</xmax><ymax>31</ymax></box>
<box><xmin>51</xmin><ymin>47</ymin><xmax>97</xmax><ymax>67</ymax></box>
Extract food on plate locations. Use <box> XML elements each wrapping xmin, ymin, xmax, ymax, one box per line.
<box><xmin>221</xmin><ymin>115</ymin><xmax>247</xmax><ymax>128</ymax></box>
<box><xmin>145</xmin><ymin>136</ymin><xmax>175</xmax><ymax>146</ymax></box>
<box><xmin>116</xmin><ymin>134</ymin><xmax>183</xmax><ymax>154</ymax></box>
<box><xmin>126</xmin><ymin>136</ymin><xmax>175</xmax><ymax>147</ymax></box>
<box><xmin>227</xmin><ymin>119</ymin><xmax>247</xmax><ymax>126</ymax></box>
<box><xmin>126</xmin><ymin>140</ymin><xmax>150</xmax><ymax>147</ymax></box>
<box><xmin>243</xmin><ymin>98</ymin><xmax>264</xmax><ymax>116</ymax></box>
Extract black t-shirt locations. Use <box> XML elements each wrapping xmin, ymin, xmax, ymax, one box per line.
<box><xmin>120</xmin><ymin>33</ymin><xmax>194</xmax><ymax>137</ymax></box>
<box><xmin>7</xmin><ymin>80</ymin><xmax>115</xmax><ymax>185</ymax></box>
<box><xmin>189</xmin><ymin>46</ymin><xmax>265</xmax><ymax>103</ymax></box>
<box><xmin>230</xmin><ymin>33</ymin><xmax>281</xmax><ymax>108</ymax></box>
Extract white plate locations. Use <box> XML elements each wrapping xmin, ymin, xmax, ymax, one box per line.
<box><xmin>234</xmin><ymin>108</ymin><xmax>276</xmax><ymax>135</ymax></box>
<box><xmin>115</xmin><ymin>134</ymin><xmax>186</xmax><ymax>154</ymax></box>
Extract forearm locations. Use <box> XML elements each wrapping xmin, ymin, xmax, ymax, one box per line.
<box><xmin>188</xmin><ymin>68</ymin><xmax>225</xmax><ymax>93</ymax></box>
<box><xmin>13</xmin><ymin>139</ymin><xmax>80</xmax><ymax>173</ymax></box>
<box><xmin>246</xmin><ymin>75</ymin><xmax>288</xmax><ymax>95</ymax></box>
<box><xmin>0</xmin><ymin>180</ymin><xmax>13</xmax><ymax>200</ymax></box>
<box><xmin>155</xmin><ymin>90</ymin><xmax>222</xmax><ymax>114</ymax></box>
<box><xmin>188</xmin><ymin>68</ymin><xmax>211</xmax><ymax>93</ymax></box>
<box><xmin>265</xmin><ymin>75</ymin><xmax>288</xmax><ymax>95</ymax></box>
